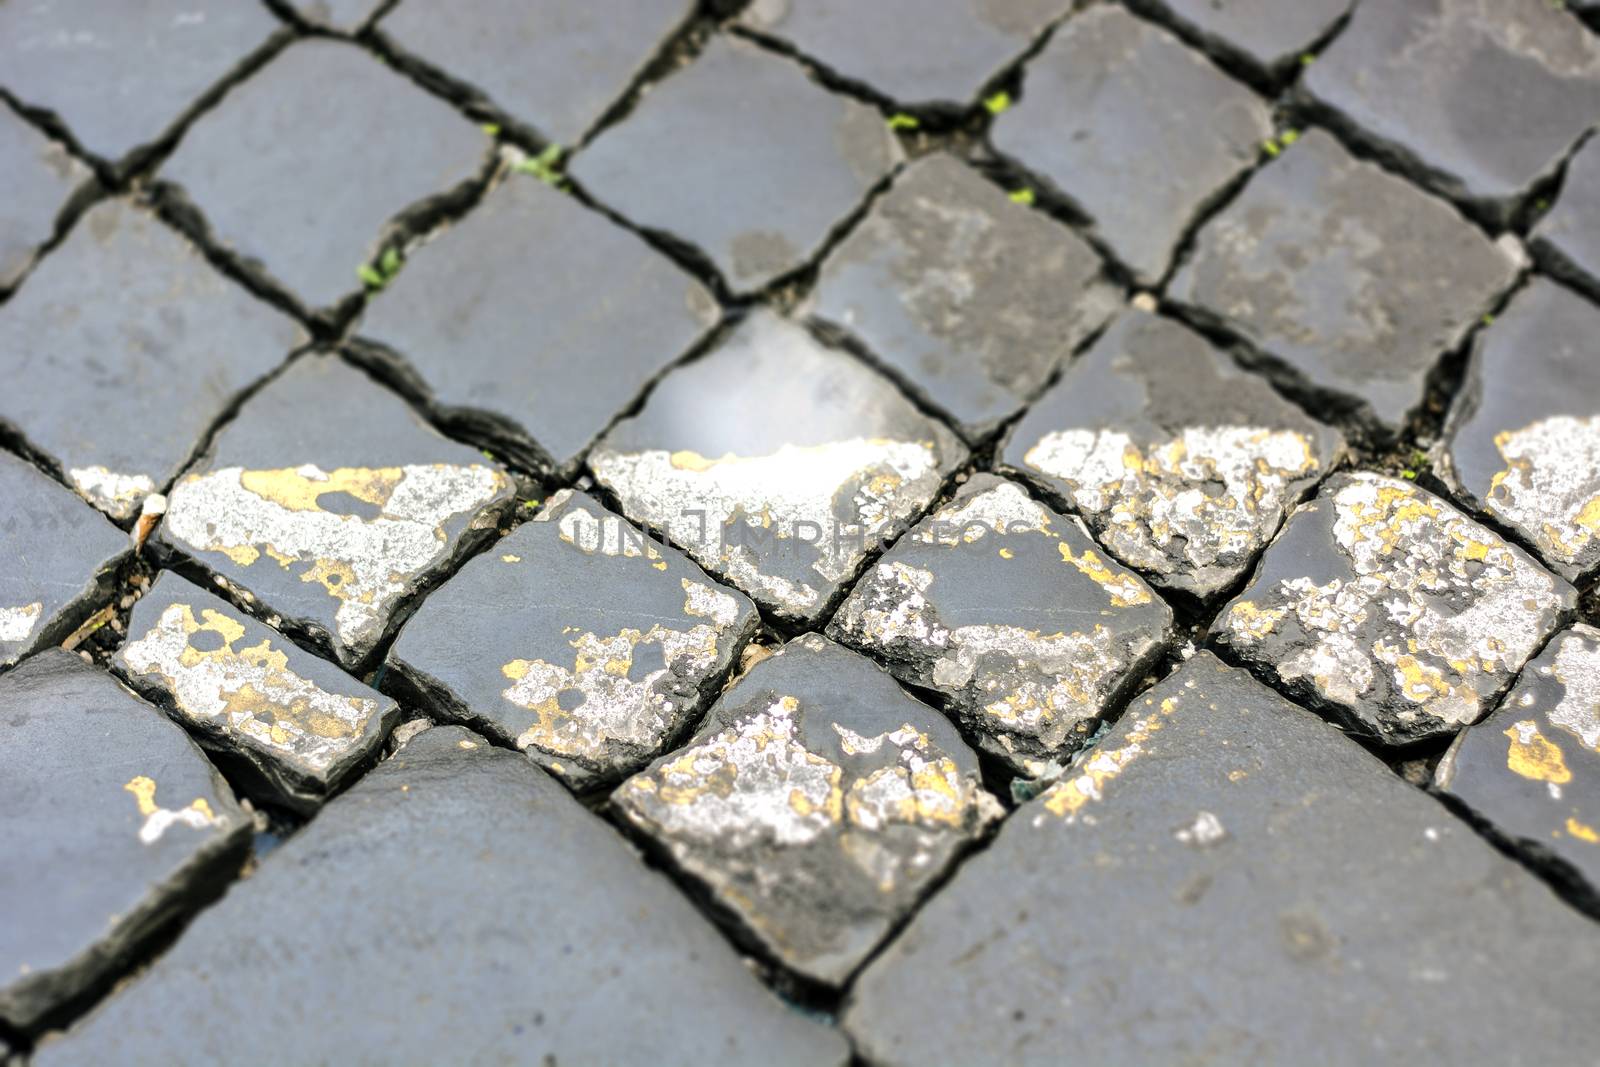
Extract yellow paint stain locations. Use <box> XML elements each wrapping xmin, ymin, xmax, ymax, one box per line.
<box><xmin>501</xmin><ymin>554</ymin><xmax>521</xmax><ymax>563</ymax></box>
<box><xmin>1042</xmin><ymin>697</ymin><xmax>1178</xmax><ymax>818</ymax></box>
<box><xmin>1504</xmin><ymin>721</ymin><xmax>1571</xmax><ymax>784</ymax></box>
<box><xmin>1057</xmin><ymin>542</ymin><xmax>1151</xmax><ymax>607</ymax></box>
<box><xmin>1567</xmin><ymin>817</ymin><xmax>1600</xmax><ymax>844</ymax></box>
<box><xmin>1227</xmin><ymin>600</ymin><xmax>1286</xmax><ymax>640</ymax></box>
<box><xmin>239</xmin><ymin>466</ymin><xmax>404</xmax><ymax>514</ymax></box>
<box><xmin>124</xmin><ymin>775</ymin><xmax>160</xmax><ymax>816</ymax></box>
<box><xmin>998</xmin><ymin>547</ymin><xmax>1014</xmax><ymax>559</ymax></box>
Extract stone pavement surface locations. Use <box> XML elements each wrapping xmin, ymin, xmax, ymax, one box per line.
<box><xmin>2</xmin><ymin>0</ymin><xmax>1599</xmax><ymax>1062</ymax></box>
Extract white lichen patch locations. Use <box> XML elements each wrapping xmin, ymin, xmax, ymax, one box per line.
<box><xmin>122</xmin><ymin>774</ymin><xmax>218</xmax><ymax>845</ymax></box>
<box><xmin>0</xmin><ymin>601</ymin><xmax>43</xmax><ymax>643</ymax></box>
<box><xmin>69</xmin><ymin>465</ymin><xmax>158</xmax><ymax>518</ymax></box>
<box><xmin>589</xmin><ymin>438</ymin><xmax>943</xmax><ymax>615</ymax></box>
<box><xmin>120</xmin><ymin>602</ymin><xmax>382</xmax><ymax>775</ymax></box>
<box><xmin>164</xmin><ymin>463</ymin><xmax>509</xmax><ymax>653</ymax></box>
<box><xmin>540</xmin><ymin>492</ymin><xmax>668</xmax><ymax>562</ymax></box>
<box><xmin>1021</xmin><ymin>426</ymin><xmax>1321</xmax><ymax>586</ymax></box>
<box><xmin>1223</xmin><ymin>475</ymin><xmax>1569</xmax><ymax>730</ymax></box>
<box><xmin>499</xmin><ymin>579</ymin><xmax>741</xmax><ymax>764</ymax></box>
<box><xmin>1486</xmin><ymin>414</ymin><xmax>1600</xmax><ymax>572</ymax></box>
<box><xmin>1545</xmin><ymin>633</ymin><xmax>1600</xmax><ymax>751</ymax></box>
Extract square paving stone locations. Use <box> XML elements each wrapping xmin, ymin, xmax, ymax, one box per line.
<box><xmin>1437</xmin><ymin>623</ymin><xmax>1600</xmax><ymax>913</ymax></box>
<box><xmin>0</xmin><ymin>451</ymin><xmax>129</xmax><ymax>671</ymax></box>
<box><xmin>0</xmin><ymin>1</ymin><xmax>281</xmax><ymax>167</ymax></box>
<box><xmin>157</xmin><ymin>39</ymin><xmax>491</xmax><ymax>315</ymax></box>
<box><xmin>387</xmin><ymin>489</ymin><xmax>757</xmax><ymax>789</ymax></box>
<box><xmin>1437</xmin><ymin>279</ymin><xmax>1600</xmax><ymax>581</ymax></box>
<box><xmin>0</xmin><ymin>650</ymin><xmax>249</xmax><ymax>1032</ymax></box>
<box><xmin>612</xmin><ymin>633</ymin><xmax>1001</xmax><ymax>987</ymax></box>
<box><xmin>990</xmin><ymin>5</ymin><xmax>1272</xmax><ymax>286</ymax></box>
<box><xmin>1532</xmin><ymin>134</ymin><xmax>1600</xmax><ymax>299</ymax></box>
<box><xmin>377</xmin><ymin>0</ymin><xmax>695</xmax><ymax>146</ymax></box>
<box><xmin>806</xmin><ymin>153</ymin><xmax>1118</xmax><ymax>439</ymax></box>
<box><xmin>588</xmin><ymin>310</ymin><xmax>966</xmax><ymax>625</ymax></box>
<box><xmin>846</xmin><ymin>652</ymin><xmax>1600</xmax><ymax>1065</ymax></box>
<box><xmin>157</xmin><ymin>353</ymin><xmax>517</xmax><ymax>670</ymax></box>
<box><xmin>354</xmin><ymin>171</ymin><xmax>719</xmax><ymax>475</ymax></box>
<box><xmin>828</xmin><ymin>475</ymin><xmax>1172</xmax><ymax>777</ymax></box>
<box><xmin>570</xmin><ymin>36</ymin><xmax>902</xmax><ymax>294</ymax></box>
<box><xmin>1125</xmin><ymin>0</ymin><xmax>1355</xmax><ymax>81</ymax></box>
<box><xmin>1300</xmin><ymin>0</ymin><xmax>1600</xmax><ymax>227</ymax></box>
<box><xmin>114</xmin><ymin>571</ymin><xmax>399</xmax><ymax>814</ymax></box>
<box><xmin>739</xmin><ymin>0</ymin><xmax>1068</xmax><ymax>110</ymax></box>
<box><xmin>32</xmin><ymin>725</ymin><xmax>847</xmax><ymax>1066</ymax></box>
<box><xmin>0</xmin><ymin>105</ymin><xmax>92</xmax><ymax>293</ymax></box>
<box><xmin>1215</xmin><ymin>472</ymin><xmax>1574</xmax><ymax>748</ymax></box>
<box><xmin>0</xmin><ymin>199</ymin><xmax>306</xmax><ymax>520</ymax></box>
<box><xmin>1168</xmin><ymin>128</ymin><xmax>1520</xmax><ymax>438</ymax></box>
<box><xmin>1001</xmin><ymin>310</ymin><xmax>1346</xmax><ymax>600</ymax></box>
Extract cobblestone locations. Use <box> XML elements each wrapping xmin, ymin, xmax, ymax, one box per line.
<box><xmin>1168</xmin><ymin>128</ymin><xmax>1519</xmax><ymax>438</ymax></box>
<box><xmin>34</xmin><ymin>725</ymin><xmax>847</xmax><ymax>1066</ymax></box>
<box><xmin>0</xmin><ymin>105</ymin><xmax>91</xmax><ymax>294</ymax></box>
<box><xmin>1533</xmin><ymin>134</ymin><xmax>1600</xmax><ymax>300</ymax></box>
<box><xmin>0</xmin><ymin>199</ymin><xmax>304</xmax><ymax>520</ymax></box>
<box><xmin>807</xmin><ymin>153</ymin><xmax>1118</xmax><ymax>439</ymax></box>
<box><xmin>847</xmin><ymin>652</ymin><xmax>1600</xmax><ymax>1064</ymax></box>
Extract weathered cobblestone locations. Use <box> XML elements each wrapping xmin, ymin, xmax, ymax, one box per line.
<box><xmin>0</xmin><ymin>199</ymin><xmax>304</xmax><ymax>520</ymax></box>
<box><xmin>114</xmin><ymin>572</ymin><xmax>398</xmax><ymax>813</ymax></box>
<box><xmin>739</xmin><ymin>0</ymin><xmax>1069</xmax><ymax>110</ymax></box>
<box><xmin>1002</xmin><ymin>310</ymin><xmax>1346</xmax><ymax>600</ymax></box>
<box><xmin>1216</xmin><ymin>472</ymin><xmax>1574</xmax><ymax>747</ymax></box>
<box><xmin>388</xmin><ymin>489</ymin><xmax>756</xmax><ymax>789</ymax></box>
<box><xmin>0</xmin><ymin>106</ymin><xmax>90</xmax><ymax>293</ymax></box>
<box><xmin>828</xmin><ymin>474</ymin><xmax>1172</xmax><ymax>777</ymax></box>
<box><xmin>1533</xmin><ymin>135</ymin><xmax>1600</xmax><ymax>300</ymax></box>
<box><xmin>35</xmin><ymin>725</ymin><xmax>847</xmax><ymax>1065</ymax></box>
<box><xmin>0</xmin><ymin>452</ymin><xmax>128</xmax><ymax>671</ymax></box>
<box><xmin>378</xmin><ymin>0</ymin><xmax>695</xmax><ymax>146</ymax></box>
<box><xmin>355</xmin><ymin>172</ymin><xmax>719</xmax><ymax>475</ymax></box>
<box><xmin>1126</xmin><ymin>0</ymin><xmax>1355</xmax><ymax>81</ymax></box>
<box><xmin>157</xmin><ymin>353</ymin><xmax>516</xmax><ymax>669</ymax></box>
<box><xmin>158</xmin><ymin>39</ymin><xmax>490</xmax><ymax>314</ymax></box>
<box><xmin>807</xmin><ymin>153</ymin><xmax>1118</xmax><ymax>439</ymax></box>
<box><xmin>570</xmin><ymin>36</ymin><xmax>902</xmax><ymax>294</ymax></box>
<box><xmin>1168</xmin><ymin>128</ymin><xmax>1519</xmax><ymax>437</ymax></box>
<box><xmin>1437</xmin><ymin>623</ymin><xmax>1600</xmax><ymax>912</ymax></box>
<box><xmin>590</xmin><ymin>310</ymin><xmax>965</xmax><ymax>625</ymax></box>
<box><xmin>613</xmin><ymin>634</ymin><xmax>1000</xmax><ymax>986</ymax></box>
<box><xmin>0</xmin><ymin>1</ymin><xmax>280</xmax><ymax>167</ymax></box>
<box><xmin>1301</xmin><ymin>0</ymin><xmax>1600</xmax><ymax>226</ymax></box>
<box><xmin>0</xmin><ymin>651</ymin><xmax>249</xmax><ymax>1031</ymax></box>
<box><xmin>847</xmin><ymin>652</ymin><xmax>1600</xmax><ymax>1064</ymax></box>
<box><xmin>1438</xmin><ymin>279</ymin><xmax>1600</xmax><ymax>581</ymax></box>
<box><xmin>991</xmin><ymin>5</ymin><xmax>1272</xmax><ymax>286</ymax></box>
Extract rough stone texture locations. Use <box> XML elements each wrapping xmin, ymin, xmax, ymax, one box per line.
<box><xmin>0</xmin><ymin>105</ymin><xmax>91</xmax><ymax>293</ymax></box>
<box><xmin>570</xmin><ymin>36</ymin><xmax>902</xmax><ymax>294</ymax></box>
<box><xmin>1532</xmin><ymin>134</ymin><xmax>1600</xmax><ymax>299</ymax></box>
<box><xmin>0</xmin><ymin>651</ymin><xmax>249</xmax><ymax>1031</ymax></box>
<box><xmin>1001</xmin><ymin>310</ymin><xmax>1346</xmax><ymax>600</ymax></box>
<box><xmin>1438</xmin><ymin>623</ymin><xmax>1600</xmax><ymax>912</ymax></box>
<box><xmin>1126</xmin><ymin>0</ymin><xmax>1355</xmax><ymax>79</ymax></box>
<box><xmin>1302</xmin><ymin>0</ymin><xmax>1600</xmax><ymax>226</ymax></box>
<box><xmin>157</xmin><ymin>353</ymin><xmax>516</xmax><ymax>670</ymax></box>
<box><xmin>829</xmin><ymin>475</ymin><xmax>1172</xmax><ymax>777</ymax></box>
<box><xmin>35</xmin><ymin>726</ymin><xmax>848</xmax><ymax>1066</ymax></box>
<box><xmin>387</xmin><ymin>489</ymin><xmax>757</xmax><ymax>789</ymax></box>
<box><xmin>355</xmin><ymin>172</ymin><xmax>719</xmax><ymax>475</ymax></box>
<box><xmin>282</xmin><ymin>0</ymin><xmax>385</xmax><ymax>33</ymax></box>
<box><xmin>0</xmin><ymin>199</ymin><xmax>305</xmax><ymax>520</ymax></box>
<box><xmin>1216</xmin><ymin>472</ymin><xmax>1574</xmax><ymax>748</ymax></box>
<box><xmin>0</xmin><ymin>0</ymin><xmax>280</xmax><ymax>166</ymax></box>
<box><xmin>1438</xmin><ymin>280</ymin><xmax>1600</xmax><ymax>581</ymax></box>
<box><xmin>991</xmin><ymin>5</ymin><xmax>1272</xmax><ymax>286</ymax></box>
<box><xmin>378</xmin><ymin>0</ymin><xmax>695</xmax><ymax>146</ymax></box>
<box><xmin>613</xmin><ymin>634</ymin><xmax>1001</xmax><ymax>986</ymax></box>
<box><xmin>1168</xmin><ymin>128</ymin><xmax>1519</xmax><ymax>437</ymax></box>
<box><xmin>807</xmin><ymin>153</ymin><xmax>1118</xmax><ymax>439</ymax></box>
<box><xmin>0</xmin><ymin>451</ymin><xmax>129</xmax><ymax>671</ymax></box>
<box><xmin>157</xmin><ymin>39</ymin><xmax>489</xmax><ymax>313</ymax></box>
<box><xmin>739</xmin><ymin>0</ymin><xmax>1068</xmax><ymax>109</ymax></box>
<box><xmin>847</xmin><ymin>652</ymin><xmax>1600</xmax><ymax>1065</ymax></box>
<box><xmin>114</xmin><ymin>571</ymin><xmax>398</xmax><ymax>813</ymax></box>
<box><xmin>589</xmin><ymin>310</ymin><xmax>965</xmax><ymax>624</ymax></box>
